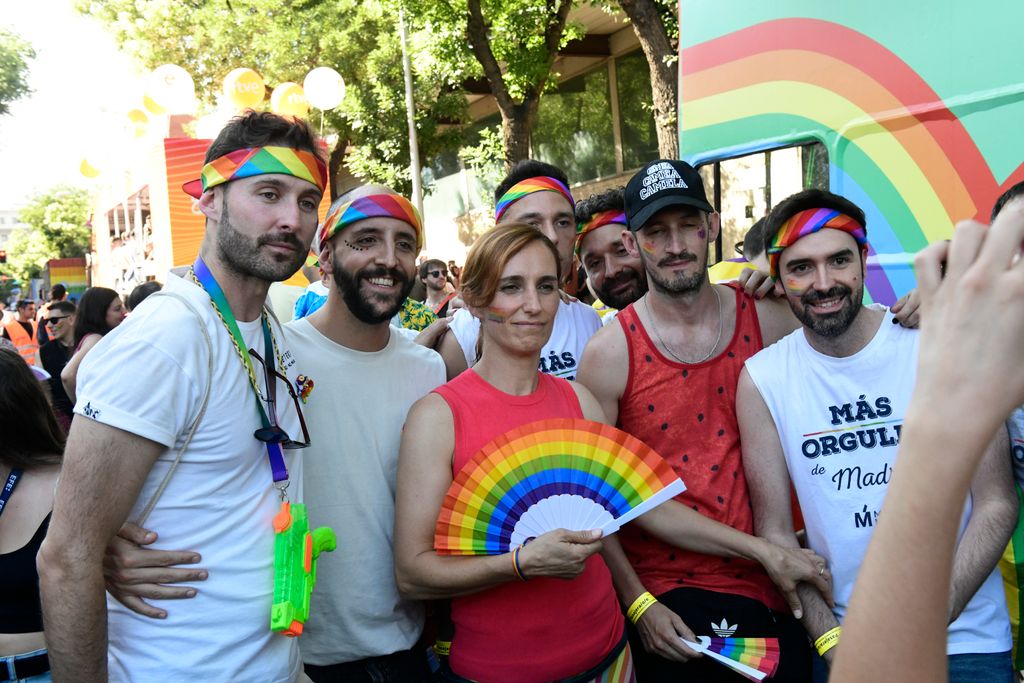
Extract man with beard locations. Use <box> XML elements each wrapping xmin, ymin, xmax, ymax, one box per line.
<box><xmin>574</xmin><ymin>188</ymin><xmax>647</xmax><ymax>324</ymax></box>
<box><xmin>578</xmin><ymin>160</ymin><xmax>845</xmax><ymax>681</ymax></box>
<box><xmin>38</xmin><ymin>112</ymin><xmax>322</xmax><ymax>682</ymax></box>
<box><xmin>443</xmin><ymin>160</ymin><xmax>601</xmax><ymax>379</ymax></box>
<box><xmin>285</xmin><ymin>185</ymin><xmax>446</xmax><ymax>681</ymax></box>
<box><xmin>738</xmin><ymin>189</ymin><xmax>1016</xmax><ymax>681</ymax></box>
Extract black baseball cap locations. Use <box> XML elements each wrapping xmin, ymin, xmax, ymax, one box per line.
<box><xmin>625</xmin><ymin>159</ymin><xmax>714</xmax><ymax>231</ymax></box>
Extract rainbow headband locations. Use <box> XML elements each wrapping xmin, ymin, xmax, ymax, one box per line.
<box><xmin>182</xmin><ymin>146</ymin><xmax>328</xmax><ymax>199</ymax></box>
<box><xmin>318</xmin><ymin>194</ymin><xmax>423</xmax><ymax>250</ymax></box>
<box><xmin>494</xmin><ymin>176</ymin><xmax>575</xmax><ymax>222</ymax></box>
<box><xmin>575</xmin><ymin>209</ymin><xmax>627</xmax><ymax>254</ymax></box>
<box><xmin>767</xmin><ymin>208</ymin><xmax>867</xmax><ymax>278</ymax></box>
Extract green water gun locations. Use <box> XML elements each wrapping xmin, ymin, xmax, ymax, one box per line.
<box><xmin>271</xmin><ymin>501</ymin><xmax>337</xmax><ymax>636</ymax></box>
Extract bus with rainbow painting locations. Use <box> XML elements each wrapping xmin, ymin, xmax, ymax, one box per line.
<box><xmin>678</xmin><ymin>0</ymin><xmax>1024</xmax><ymax>305</ymax></box>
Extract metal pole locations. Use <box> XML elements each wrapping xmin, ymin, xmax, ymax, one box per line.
<box><xmin>399</xmin><ymin>7</ymin><xmax>424</xmax><ymax>223</ymax></box>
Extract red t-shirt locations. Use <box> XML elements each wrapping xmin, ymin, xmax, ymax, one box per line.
<box><xmin>615</xmin><ymin>287</ymin><xmax>787</xmax><ymax>612</ymax></box>
<box><xmin>434</xmin><ymin>369</ymin><xmax>625</xmax><ymax>683</ymax></box>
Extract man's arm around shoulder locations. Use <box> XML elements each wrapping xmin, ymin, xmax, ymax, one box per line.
<box><xmin>38</xmin><ymin>418</ymin><xmax>165</xmax><ymax>681</ymax></box>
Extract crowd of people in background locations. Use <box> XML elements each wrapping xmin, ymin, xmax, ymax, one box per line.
<box><xmin>3</xmin><ymin>109</ymin><xmax>1024</xmax><ymax>683</ymax></box>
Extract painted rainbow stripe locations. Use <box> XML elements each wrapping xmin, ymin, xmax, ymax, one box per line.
<box><xmin>679</xmin><ymin>14</ymin><xmax>1024</xmax><ymax>304</ymax></box>
<box><xmin>434</xmin><ymin>418</ymin><xmax>684</xmax><ymax>555</ymax></box>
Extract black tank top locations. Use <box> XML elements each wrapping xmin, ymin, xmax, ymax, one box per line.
<box><xmin>0</xmin><ymin>512</ymin><xmax>50</xmax><ymax>633</ymax></box>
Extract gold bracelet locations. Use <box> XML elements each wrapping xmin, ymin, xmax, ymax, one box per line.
<box><xmin>626</xmin><ymin>591</ymin><xmax>658</xmax><ymax>624</ymax></box>
<box><xmin>814</xmin><ymin>626</ymin><xmax>841</xmax><ymax>656</ymax></box>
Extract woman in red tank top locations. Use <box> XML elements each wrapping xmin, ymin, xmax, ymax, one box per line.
<box><xmin>394</xmin><ymin>224</ymin><xmax>633</xmax><ymax>683</ymax></box>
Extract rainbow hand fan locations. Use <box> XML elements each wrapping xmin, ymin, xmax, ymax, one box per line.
<box><xmin>434</xmin><ymin>418</ymin><xmax>684</xmax><ymax>554</ymax></box>
<box><xmin>681</xmin><ymin>636</ymin><xmax>780</xmax><ymax>681</ymax></box>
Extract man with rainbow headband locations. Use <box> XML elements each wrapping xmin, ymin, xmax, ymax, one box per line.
<box><xmin>443</xmin><ymin>159</ymin><xmax>602</xmax><ymax>379</ymax></box>
<box><xmin>574</xmin><ymin>187</ymin><xmax>647</xmax><ymax>324</ymax></box>
<box><xmin>285</xmin><ymin>184</ymin><xmax>446</xmax><ymax>681</ymax></box>
<box><xmin>738</xmin><ymin>188</ymin><xmax>1016</xmax><ymax>682</ymax></box>
<box><xmin>39</xmin><ymin>111</ymin><xmax>323</xmax><ymax>682</ymax></box>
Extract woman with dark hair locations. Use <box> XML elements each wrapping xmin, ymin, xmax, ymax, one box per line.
<box><xmin>394</xmin><ymin>223</ymin><xmax>633</xmax><ymax>682</ymax></box>
<box><xmin>0</xmin><ymin>347</ymin><xmax>64</xmax><ymax>681</ymax></box>
<box><xmin>61</xmin><ymin>287</ymin><xmax>126</xmax><ymax>404</ymax></box>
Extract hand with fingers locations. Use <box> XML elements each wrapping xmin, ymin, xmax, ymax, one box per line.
<box><xmin>759</xmin><ymin>544</ymin><xmax>834</xmax><ymax>618</ymax></box>
<box><xmin>104</xmin><ymin>522</ymin><xmax>207</xmax><ymax>619</ymax></box>
<box><xmin>914</xmin><ymin>204</ymin><xmax>1024</xmax><ymax>425</ymax></box>
<box><xmin>633</xmin><ymin>602</ymin><xmax>702</xmax><ymax>662</ymax></box>
<box><xmin>516</xmin><ymin>528</ymin><xmax>604</xmax><ymax>580</ymax></box>
<box><xmin>889</xmin><ymin>288</ymin><xmax>922</xmax><ymax>328</ymax></box>
<box><xmin>736</xmin><ymin>267</ymin><xmax>780</xmax><ymax>299</ymax></box>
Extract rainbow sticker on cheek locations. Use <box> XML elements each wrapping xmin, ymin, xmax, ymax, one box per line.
<box><xmin>641</xmin><ymin>242</ymin><xmax>657</xmax><ymax>255</ymax></box>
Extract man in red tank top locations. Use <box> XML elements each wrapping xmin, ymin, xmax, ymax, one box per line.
<box><xmin>579</xmin><ymin>159</ymin><xmax>836</xmax><ymax>682</ymax></box>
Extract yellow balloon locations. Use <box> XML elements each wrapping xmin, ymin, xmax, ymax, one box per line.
<box><xmin>80</xmin><ymin>159</ymin><xmax>100</xmax><ymax>178</ymax></box>
<box><xmin>223</xmin><ymin>68</ymin><xmax>266</xmax><ymax>110</ymax></box>
<box><xmin>270</xmin><ymin>82</ymin><xmax>309</xmax><ymax>118</ymax></box>
<box><xmin>127</xmin><ymin>109</ymin><xmax>149</xmax><ymax>138</ymax></box>
<box><xmin>143</xmin><ymin>94</ymin><xmax>167</xmax><ymax>116</ymax></box>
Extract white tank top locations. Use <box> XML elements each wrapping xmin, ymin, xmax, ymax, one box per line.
<box><xmin>745</xmin><ymin>306</ymin><xmax>1010</xmax><ymax>655</ymax></box>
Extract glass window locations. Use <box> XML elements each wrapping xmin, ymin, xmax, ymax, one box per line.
<box><xmin>616</xmin><ymin>51</ymin><xmax>659</xmax><ymax>170</ymax></box>
<box><xmin>533</xmin><ymin>68</ymin><xmax>616</xmax><ymax>182</ymax></box>
<box><xmin>699</xmin><ymin>142</ymin><xmax>829</xmax><ymax>263</ymax></box>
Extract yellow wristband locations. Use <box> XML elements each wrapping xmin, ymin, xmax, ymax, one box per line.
<box><xmin>626</xmin><ymin>591</ymin><xmax>658</xmax><ymax>624</ymax></box>
<box><xmin>814</xmin><ymin>626</ymin><xmax>841</xmax><ymax>656</ymax></box>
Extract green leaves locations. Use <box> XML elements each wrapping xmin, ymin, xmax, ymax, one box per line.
<box><xmin>0</xmin><ymin>27</ymin><xmax>35</xmax><ymax>117</ymax></box>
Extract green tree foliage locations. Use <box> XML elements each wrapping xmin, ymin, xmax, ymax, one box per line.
<box><xmin>18</xmin><ymin>186</ymin><xmax>93</xmax><ymax>259</ymax></box>
<box><xmin>0</xmin><ymin>28</ymin><xmax>35</xmax><ymax>116</ymax></box>
<box><xmin>5</xmin><ymin>227</ymin><xmax>54</xmax><ymax>282</ymax></box>
<box><xmin>76</xmin><ymin>0</ymin><xmax>466</xmax><ymax>196</ymax></box>
<box><xmin>407</xmin><ymin>0</ymin><xmax>585</xmax><ymax>167</ymax></box>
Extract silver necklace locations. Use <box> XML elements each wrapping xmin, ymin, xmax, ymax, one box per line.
<box><xmin>644</xmin><ymin>285</ymin><xmax>723</xmax><ymax>364</ymax></box>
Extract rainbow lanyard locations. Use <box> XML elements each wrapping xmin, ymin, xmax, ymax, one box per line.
<box><xmin>190</xmin><ymin>256</ymin><xmax>289</xmax><ymax>490</ymax></box>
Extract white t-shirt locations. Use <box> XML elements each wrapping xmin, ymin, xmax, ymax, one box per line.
<box><xmin>285</xmin><ymin>317</ymin><xmax>446</xmax><ymax>665</ymax></box>
<box><xmin>75</xmin><ymin>274</ymin><xmax>308</xmax><ymax>682</ymax></box>
<box><xmin>448</xmin><ymin>300</ymin><xmax>601</xmax><ymax>380</ymax></box>
<box><xmin>745</xmin><ymin>307</ymin><xmax>1011</xmax><ymax>655</ymax></box>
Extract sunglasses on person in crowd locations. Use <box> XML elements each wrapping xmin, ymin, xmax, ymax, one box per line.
<box><xmin>248</xmin><ymin>348</ymin><xmax>311</xmax><ymax>449</ymax></box>
<box><xmin>428</xmin><ymin>270</ymin><xmax>447</xmax><ymax>278</ymax></box>
<box><xmin>45</xmin><ymin>316</ymin><xmax>70</xmax><ymax>325</ymax></box>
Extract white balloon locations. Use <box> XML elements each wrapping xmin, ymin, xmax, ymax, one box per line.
<box><xmin>147</xmin><ymin>64</ymin><xmax>196</xmax><ymax>114</ymax></box>
<box><xmin>303</xmin><ymin>66</ymin><xmax>346</xmax><ymax>110</ymax></box>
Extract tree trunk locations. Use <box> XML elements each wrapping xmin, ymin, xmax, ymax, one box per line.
<box><xmin>501</xmin><ymin>99</ymin><xmax>539</xmax><ymax>169</ymax></box>
<box><xmin>618</xmin><ymin>0</ymin><xmax>679</xmax><ymax>159</ymax></box>
<box><xmin>464</xmin><ymin>0</ymin><xmax>572</xmax><ymax>167</ymax></box>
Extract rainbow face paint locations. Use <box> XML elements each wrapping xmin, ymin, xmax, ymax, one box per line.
<box><xmin>485</xmin><ymin>307</ymin><xmax>508</xmax><ymax>323</ymax></box>
<box><xmin>641</xmin><ymin>241</ymin><xmax>657</xmax><ymax>255</ymax></box>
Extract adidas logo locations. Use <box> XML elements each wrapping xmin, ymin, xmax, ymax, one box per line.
<box><xmin>711</xmin><ymin>618</ymin><xmax>737</xmax><ymax>637</ymax></box>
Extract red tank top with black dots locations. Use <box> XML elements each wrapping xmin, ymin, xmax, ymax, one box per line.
<box><xmin>615</xmin><ymin>285</ymin><xmax>787</xmax><ymax>612</ymax></box>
